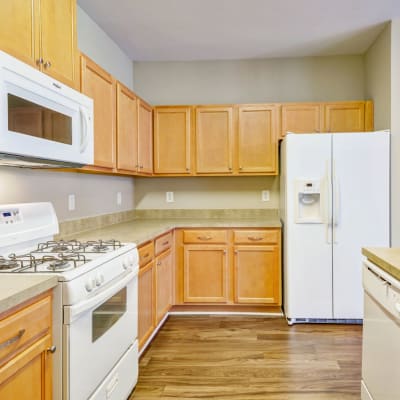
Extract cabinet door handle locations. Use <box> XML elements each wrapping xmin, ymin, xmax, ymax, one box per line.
<box><xmin>36</xmin><ymin>57</ymin><xmax>43</xmax><ymax>66</ymax></box>
<box><xmin>248</xmin><ymin>236</ymin><xmax>263</xmax><ymax>241</ymax></box>
<box><xmin>157</xmin><ymin>261</ymin><xmax>161</xmax><ymax>266</ymax></box>
<box><xmin>197</xmin><ymin>236</ymin><xmax>212</xmax><ymax>240</ymax></box>
<box><xmin>0</xmin><ymin>329</ymin><xmax>25</xmax><ymax>350</ymax></box>
<box><xmin>143</xmin><ymin>253</ymin><xmax>149</xmax><ymax>258</ymax></box>
<box><xmin>44</xmin><ymin>61</ymin><xmax>52</xmax><ymax>69</ymax></box>
<box><xmin>47</xmin><ymin>345</ymin><xmax>57</xmax><ymax>354</ymax></box>
<box><xmin>162</xmin><ymin>241</ymin><xmax>169</xmax><ymax>246</ymax></box>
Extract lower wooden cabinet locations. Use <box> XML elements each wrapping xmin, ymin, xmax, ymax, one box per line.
<box><xmin>183</xmin><ymin>245</ymin><xmax>228</xmax><ymax>303</ymax></box>
<box><xmin>138</xmin><ymin>260</ymin><xmax>155</xmax><ymax>349</ymax></box>
<box><xmin>234</xmin><ymin>245</ymin><xmax>280</xmax><ymax>304</ymax></box>
<box><xmin>177</xmin><ymin>228</ymin><xmax>281</xmax><ymax>306</ymax></box>
<box><xmin>0</xmin><ymin>292</ymin><xmax>53</xmax><ymax>400</ymax></box>
<box><xmin>155</xmin><ymin>249</ymin><xmax>173</xmax><ymax>323</ymax></box>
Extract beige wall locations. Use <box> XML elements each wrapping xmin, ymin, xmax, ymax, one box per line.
<box><xmin>391</xmin><ymin>20</ymin><xmax>400</xmax><ymax>246</ymax></box>
<box><xmin>135</xmin><ymin>176</ymin><xmax>279</xmax><ymax>210</ymax></box>
<box><xmin>77</xmin><ymin>6</ymin><xmax>134</xmax><ymax>90</ymax></box>
<box><xmin>364</xmin><ymin>24</ymin><xmax>391</xmax><ymax>130</ymax></box>
<box><xmin>133</xmin><ymin>55</ymin><xmax>365</xmax><ymax>105</ymax></box>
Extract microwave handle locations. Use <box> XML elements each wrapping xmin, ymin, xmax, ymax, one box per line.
<box><xmin>79</xmin><ymin>107</ymin><xmax>90</xmax><ymax>153</ymax></box>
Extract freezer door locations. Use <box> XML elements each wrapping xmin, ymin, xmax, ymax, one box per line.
<box><xmin>332</xmin><ymin>132</ymin><xmax>390</xmax><ymax>319</ymax></box>
<box><xmin>283</xmin><ymin>134</ymin><xmax>333</xmax><ymax>320</ymax></box>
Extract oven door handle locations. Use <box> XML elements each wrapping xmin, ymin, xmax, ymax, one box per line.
<box><xmin>64</xmin><ymin>268</ymin><xmax>138</xmax><ymax>324</ymax></box>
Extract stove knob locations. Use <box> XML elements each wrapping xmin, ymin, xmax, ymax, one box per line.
<box><xmin>122</xmin><ymin>258</ymin><xmax>129</xmax><ymax>270</ymax></box>
<box><xmin>85</xmin><ymin>280</ymin><xmax>94</xmax><ymax>292</ymax></box>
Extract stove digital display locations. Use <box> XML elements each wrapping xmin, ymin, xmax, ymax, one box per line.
<box><xmin>2</xmin><ymin>212</ymin><xmax>11</xmax><ymax>217</ymax></box>
<box><xmin>1</xmin><ymin>209</ymin><xmax>22</xmax><ymax>224</ymax></box>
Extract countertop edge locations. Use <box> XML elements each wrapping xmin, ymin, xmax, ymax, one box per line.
<box><xmin>362</xmin><ymin>247</ymin><xmax>400</xmax><ymax>281</ymax></box>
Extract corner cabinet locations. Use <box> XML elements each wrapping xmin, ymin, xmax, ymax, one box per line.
<box><xmin>153</xmin><ymin>106</ymin><xmax>193</xmax><ymax>175</ymax></box>
<box><xmin>137</xmin><ymin>99</ymin><xmax>153</xmax><ymax>175</ymax></box>
<box><xmin>0</xmin><ymin>0</ymin><xmax>78</xmax><ymax>88</ymax></box>
<box><xmin>0</xmin><ymin>292</ymin><xmax>54</xmax><ymax>400</ymax></box>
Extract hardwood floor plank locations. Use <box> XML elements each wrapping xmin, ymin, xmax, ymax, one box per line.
<box><xmin>130</xmin><ymin>316</ymin><xmax>362</xmax><ymax>400</ymax></box>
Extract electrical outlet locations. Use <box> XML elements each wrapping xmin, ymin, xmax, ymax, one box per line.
<box><xmin>68</xmin><ymin>194</ymin><xmax>76</xmax><ymax>211</ymax></box>
<box><xmin>261</xmin><ymin>190</ymin><xmax>270</xmax><ymax>202</ymax></box>
<box><xmin>166</xmin><ymin>192</ymin><xmax>174</xmax><ymax>203</ymax></box>
<box><xmin>117</xmin><ymin>192</ymin><xmax>122</xmax><ymax>206</ymax></box>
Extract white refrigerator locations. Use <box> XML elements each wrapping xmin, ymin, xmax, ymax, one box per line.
<box><xmin>280</xmin><ymin>132</ymin><xmax>390</xmax><ymax>324</ymax></box>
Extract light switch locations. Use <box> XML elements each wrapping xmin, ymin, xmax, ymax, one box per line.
<box><xmin>261</xmin><ymin>190</ymin><xmax>270</xmax><ymax>202</ymax></box>
<box><xmin>166</xmin><ymin>192</ymin><xmax>174</xmax><ymax>203</ymax></box>
<box><xmin>117</xmin><ymin>192</ymin><xmax>122</xmax><ymax>206</ymax></box>
<box><xmin>68</xmin><ymin>194</ymin><xmax>76</xmax><ymax>211</ymax></box>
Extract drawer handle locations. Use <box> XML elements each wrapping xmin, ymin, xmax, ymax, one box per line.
<box><xmin>0</xmin><ymin>329</ymin><xmax>25</xmax><ymax>350</ymax></box>
<box><xmin>47</xmin><ymin>345</ymin><xmax>57</xmax><ymax>354</ymax></box>
<box><xmin>162</xmin><ymin>241</ymin><xmax>169</xmax><ymax>246</ymax></box>
<box><xmin>248</xmin><ymin>236</ymin><xmax>263</xmax><ymax>241</ymax></box>
<box><xmin>143</xmin><ymin>253</ymin><xmax>150</xmax><ymax>258</ymax></box>
<box><xmin>197</xmin><ymin>236</ymin><xmax>212</xmax><ymax>240</ymax></box>
<box><xmin>157</xmin><ymin>261</ymin><xmax>161</xmax><ymax>266</ymax></box>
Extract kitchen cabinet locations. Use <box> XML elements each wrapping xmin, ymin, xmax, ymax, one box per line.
<box><xmin>153</xmin><ymin>106</ymin><xmax>193</xmax><ymax>175</ymax></box>
<box><xmin>176</xmin><ymin>228</ymin><xmax>281</xmax><ymax>306</ymax></box>
<box><xmin>137</xmin><ymin>99</ymin><xmax>153</xmax><ymax>175</ymax></box>
<box><xmin>116</xmin><ymin>82</ymin><xmax>138</xmax><ymax>172</ymax></box>
<box><xmin>80</xmin><ymin>54</ymin><xmax>116</xmax><ymax>170</ymax></box>
<box><xmin>195</xmin><ymin>106</ymin><xmax>234</xmax><ymax>174</ymax></box>
<box><xmin>280</xmin><ymin>101</ymin><xmax>374</xmax><ymax>138</ymax></box>
<box><xmin>233</xmin><ymin>229</ymin><xmax>281</xmax><ymax>305</ymax></box>
<box><xmin>0</xmin><ymin>0</ymin><xmax>77</xmax><ymax>88</ymax></box>
<box><xmin>155</xmin><ymin>249</ymin><xmax>173</xmax><ymax>323</ymax></box>
<box><xmin>237</xmin><ymin>104</ymin><xmax>278</xmax><ymax>174</ymax></box>
<box><xmin>0</xmin><ymin>292</ymin><xmax>53</xmax><ymax>400</ymax></box>
<box><xmin>324</xmin><ymin>101</ymin><xmax>367</xmax><ymax>133</ymax></box>
<box><xmin>281</xmin><ymin>103</ymin><xmax>323</xmax><ymax>137</ymax></box>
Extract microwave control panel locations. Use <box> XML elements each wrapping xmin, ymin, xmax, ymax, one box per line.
<box><xmin>0</xmin><ymin>208</ymin><xmax>22</xmax><ymax>225</ymax></box>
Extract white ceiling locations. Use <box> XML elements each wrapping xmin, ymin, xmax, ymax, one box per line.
<box><xmin>78</xmin><ymin>0</ymin><xmax>400</xmax><ymax>61</ymax></box>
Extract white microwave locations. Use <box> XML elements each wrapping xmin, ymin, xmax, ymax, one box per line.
<box><xmin>0</xmin><ymin>50</ymin><xmax>93</xmax><ymax>168</ymax></box>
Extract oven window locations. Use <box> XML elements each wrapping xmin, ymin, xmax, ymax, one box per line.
<box><xmin>8</xmin><ymin>94</ymin><xmax>72</xmax><ymax>144</ymax></box>
<box><xmin>92</xmin><ymin>287</ymin><xmax>127</xmax><ymax>342</ymax></box>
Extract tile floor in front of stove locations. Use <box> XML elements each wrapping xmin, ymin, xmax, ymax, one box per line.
<box><xmin>129</xmin><ymin>315</ymin><xmax>362</xmax><ymax>400</ymax></box>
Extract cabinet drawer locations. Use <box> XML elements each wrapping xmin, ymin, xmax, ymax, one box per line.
<box><xmin>233</xmin><ymin>229</ymin><xmax>279</xmax><ymax>244</ymax></box>
<box><xmin>155</xmin><ymin>231</ymin><xmax>173</xmax><ymax>255</ymax></box>
<box><xmin>138</xmin><ymin>242</ymin><xmax>155</xmax><ymax>267</ymax></box>
<box><xmin>0</xmin><ymin>295</ymin><xmax>51</xmax><ymax>366</ymax></box>
<box><xmin>183</xmin><ymin>230</ymin><xmax>228</xmax><ymax>244</ymax></box>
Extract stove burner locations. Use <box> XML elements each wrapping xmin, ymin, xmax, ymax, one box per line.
<box><xmin>92</xmin><ymin>244</ymin><xmax>109</xmax><ymax>252</ymax></box>
<box><xmin>0</xmin><ymin>257</ymin><xmax>19</xmax><ymax>270</ymax></box>
<box><xmin>47</xmin><ymin>259</ymin><xmax>70</xmax><ymax>271</ymax></box>
<box><xmin>51</xmin><ymin>245</ymin><xmax>70</xmax><ymax>252</ymax></box>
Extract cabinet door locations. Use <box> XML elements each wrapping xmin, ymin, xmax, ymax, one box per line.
<box><xmin>195</xmin><ymin>106</ymin><xmax>234</xmax><ymax>174</ymax></box>
<box><xmin>137</xmin><ymin>99</ymin><xmax>153</xmax><ymax>174</ymax></box>
<box><xmin>138</xmin><ymin>261</ymin><xmax>155</xmax><ymax>350</ymax></box>
<box><xmin>0</xmin><ymin>335</ymin><xmax>52</xmax><ymax>400</ymax></box>
<box><xmin>0</xmin><ymin>0</ymin><xmax>39</xmax><ymax>67</ymax></box>
<box><xmin>81</xmin><ymin>55</ymin><xmax>116</xmax><ymax>169</ymax></box>
<box><xmin>234</xmin><ymin>245</ymin><xmax>281</xmax><ymax>305</ymax></box>
<box><xmin>40</xmin><ymin>0</ymin><xmax>77</xmax><ymax>87</ymax></box>
<box><xmin>155</xmin><ymin>250</ymin><xmax>173</xmax><ymax>323</ymax></box>
<box><xmin>324</xmin><ymin>102</ymin><xmax>365</xmax><ymax>132</ymax></box>
<box><xmin>116</xmin><ymin>82</ymin><xmax>138</xmax><ymax>172</ymax></box>
<box><xmin>154</xmin><ymin>107</ymin><xmax>192</xmax><ymax>174</ymax></box>
<box><xmin>281</xmin><ymin>103</ymin><xmax>323</xmax><ymax>137</ymax></box>
<box><xmin>183</xmin><ymin>245</ymin><xmax>228</xmax><ymax>303</ymax></box>
<box><xmin>237</xmin><ymin>105</ymin><xmax>278</xmax><ymax>174</ymax></box>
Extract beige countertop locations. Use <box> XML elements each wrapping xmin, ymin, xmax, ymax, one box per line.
<box><xmin>0</xmin><ymin>275</ymin><xmax>58</xmax><ymax>315</ymax></box>
<box><xmin>362</xmin><ymin>247</ymin><xmax>400</xmax><ymax>281</ymax></box>
<box><xmin>65</xmin><ymin>217</ymin><xmax>281</xmax><ymax>246</ymax></box>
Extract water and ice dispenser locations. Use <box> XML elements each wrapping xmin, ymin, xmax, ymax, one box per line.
<box><xmin>295</xmin><ymin>179</ymin><xmax>324</xmax><ymax>223</ymax></box>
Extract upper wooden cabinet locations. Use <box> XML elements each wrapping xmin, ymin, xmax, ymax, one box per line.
<box><xmin>281</xmin><ymin>103</ymin><xmax>323</xmax><ymax>137</ymax></box>
<box><xmin>153</xmin><ymin>107</ymin><xmax>192</xmax><ymax>175</ymax></box>
<box><xmin>324</xmin><ymin>101</ymin><xmax>366</xmax><ymax>133</ymax></box>
<box><xmin>137</xmin><ymin>99</ymin><xmax>153</xmax><ymax>175</ymax></box>
<box><xmin>237</xmin><ymin>105</ymin><xmax>278</xmax><ymax>174</ymax></box>
<box><xmin>80</xmin><ymin>55</ymin><xmax>116</xmax><ymax>170</ymax></box>
<box><xmin>0</xmin><ymin>0</ymin><xmax>77</xmax><ymax>88</ymax></box>
<box><xmin>195</xmin><ymin>106</ymin><xmax>234</xmax><ymax>174</ymax></box>
<box><xmin>280</xmin><ymin>101</ymin><xmax>373</xmax><ymax>137</ymax></box>
<box><xmin>116</xmin><ymin>82</ymin><xmax>138</xmax><ymax>172</ymax></box>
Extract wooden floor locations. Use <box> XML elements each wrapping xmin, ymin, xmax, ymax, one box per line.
<box><xmin>130</xmin><ymin>316</ymin><xmax>362</xmax><ymax>400</ymax></box>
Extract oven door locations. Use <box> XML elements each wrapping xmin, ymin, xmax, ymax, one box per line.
<box><xmin>63</xmin><ymin>269</ymin><xmax>138</xmax><ymax>400</ymax></box>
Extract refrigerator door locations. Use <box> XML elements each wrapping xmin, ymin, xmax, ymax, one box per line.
<box><xmin>332</xmin><ymin>132</ymin><xmax>390</xmax><ymax>319</ymax></box>
<box><xmin>282</xmin><ymin>134</ymin><xmax>333</xmax><ymax>321</ymax></box>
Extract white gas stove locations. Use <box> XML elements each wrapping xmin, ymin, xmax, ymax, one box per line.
<box><xmin>0</xmin><ymin>202</ymin><xmax>139</xmax><ymax>400</ymax></box>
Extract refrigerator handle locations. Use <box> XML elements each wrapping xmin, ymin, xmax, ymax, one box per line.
<box><xmin>332</xmin><ymin>160</ymin><xmax>340</xmax><ymax>244</ymax></box>
<box><xmin>324</xmin><ymin>160</ymin><xmax>332</xmax><ymax>244</ymax></box>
